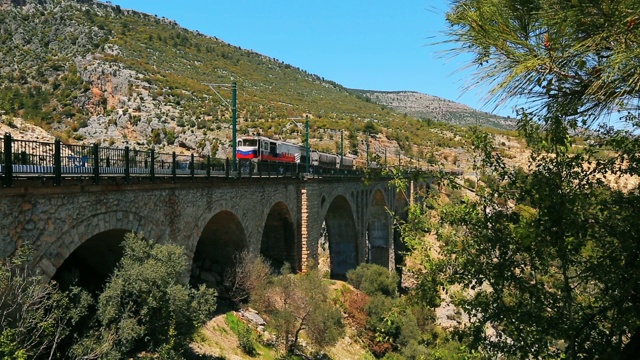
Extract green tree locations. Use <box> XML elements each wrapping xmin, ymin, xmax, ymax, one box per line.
<box><xmin>413</xmin><ymin>1</ymin><xmax>640</xmax><ymax>358</ymax></box>
<box><xmin>71</xmin><ymin>232</ymin><xmax>217</xmax><ymax>358</ymax></box>
<box><xmin>0</xmin><ymin>246</ymin><xmax>89</xmax><ymax>360</ymax></box>
<box><xmin>444</xmin><ymin>0</ymin><xmax>640</xmax><ymax>121</ymax></box>
<box><xmin>428</xmin><ymin>127</ymin><xmax>640</xmax><ymax>358</ymax></box>
<box><xmin>252</xmin><ymin>265</ymin><xmax>343</xmax><ymax>353</ymax></box>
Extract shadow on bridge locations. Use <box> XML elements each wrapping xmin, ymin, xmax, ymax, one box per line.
<box><xmin>321</xmin><ymin>195</ymin><xmax>358</xmax><ymax>280</ymax></box>
<box><xmin>190</xmin><ymin>211</ymin><xmax>247</xmax><ymax>292</ymax></box>
<box><xmin>367</xmin><ymin>189</ymin><xmax>390</xmax><ymax>269</ymax></box>
<box><xmin>260</xmin><ymin>202</ymin><xmax>299</xmax><ymax>273</ymax></box>
<box><xmin>52</xmin><ymin>229</ymin><xmax>127</xmax><ymax>293</ymax></box>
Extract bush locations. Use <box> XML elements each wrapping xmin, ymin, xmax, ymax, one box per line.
<box><xmin>346</xmin><ymin>263</ymin><xmax>398</xmax><ymax>297</ymax></box>
<box><xmin>225</xmin><ymin>312</ymin><xmax>256</xmax><ymax>355</ymax></box>
<box><xmin>381</xmin><ymin>352</ymin><xmax>405</xmax><ymax>360</ymax></box>
<box><xmin>400</xmin><ymin>340</ymin><xmax>429</xmax><ymax>360</ymax></box>
<box><xmin>224</xmin><ymin>251</ymin><xmax>272</xmax><ymax>304</ymax></box>
<box><xmin>0</xmin><ymin>246</ymin><xmax>87</xmax><ymax>360</ymax></box>
<box><xmin>344</xmin><ymin>290</ymin><xmax>369</xmax><ymax>330</ymax></box>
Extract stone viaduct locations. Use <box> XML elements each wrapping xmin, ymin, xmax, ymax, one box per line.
<box><xmin>0</xmin><ymin>177</ymin><xmax>412</xmax><ymax>288</ymax></box>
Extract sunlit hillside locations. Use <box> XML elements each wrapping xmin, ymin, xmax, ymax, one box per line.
<box><xmin>0</xmin><ymin>0</ymin><xmax>507</xmax><ymax>169</ymax></box>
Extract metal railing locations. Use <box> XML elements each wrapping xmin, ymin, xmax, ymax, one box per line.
<box><xmin>1</xmin><ymin>133</ymin><xmax>365</xmax><ymax>187</ymax></box>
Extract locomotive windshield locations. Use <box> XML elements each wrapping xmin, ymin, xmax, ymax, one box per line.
<box><xmin>239</xmin><ymin>139</ymin><xmax>258</xmax><ymax>147</ymax></box>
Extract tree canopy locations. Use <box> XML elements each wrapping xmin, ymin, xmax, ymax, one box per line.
<box><xmin>401</xmin><ymin>1</ymin><xmax>640</xmax><ymax>359</ymax></box>
<box><xmin>445</xmin><ymin>0</ymin><xmax>640</xmax><ymax>122</ymax></box>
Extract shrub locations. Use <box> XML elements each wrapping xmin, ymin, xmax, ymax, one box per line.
<box><xmin>0</xmin><ymin>246</ymin><xmax>85</xmax><ymax>359</ymax></box>
<box><xmin>344</xmin><ymin>290</ymin><xmax>369</xmax><ymax>330</ymax></box>
<box><xmin>164</xmin><ymin>129</ymin><xmax>176</xmax><ymax>145</ymax></box>
<box><xmin>225</xmin><ymin>312</ymin><xmax>256</xmax><ymax>355</ymax></box>
<box><xmin>224</xmin><ymin>251</ymin><xmax>272</xmax><ymax>304</ymax></box>
<box><xmin>346</xmin><ymin>263</ymin><xmax>398</xmax><ymax>297</ymax></box>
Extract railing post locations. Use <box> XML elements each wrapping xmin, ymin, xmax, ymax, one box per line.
<box><xmin>54</xmin><ymin>139</ymin><xmax>61</xmax><ymax>186</ymax></box>
<box><xmin>3</xmin><ymin>133</ymin><xmax>13</xmax><ymax>187</ymax></box>
<box><xmin>190</xmin><ymin>153</ymin><xmax>195</xmax><ymax>179</ymax></box>
<box><xmin>206</xmin><ymin>155</ymin><xmax>211</xmax><ymax>178</ymax></box>
<box><xmin>172</xmin><ymin>152</ymin><xmax>177</xmax><ymax>182</ymax></box>
<box><xmin>150</xmin><ymin>148</ymin><xmax>155</xmax><ymax>182</ymax></box>
<box><xmin>124</xmin><ymin>146</ymin><xmax>130</xmax><ymax>184</ymax></box>
<box><xmin>93</xmin><ymin>143</ymin><xmax>99</xmax><ymax>184</ymax></box>
<box><xmin>225</xmin><ymin>158</ymin><xmax>230</xmax><ymax>178</ymax></box>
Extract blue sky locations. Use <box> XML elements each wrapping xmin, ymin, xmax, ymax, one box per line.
<box><xmin>106</xmin><ymin>0</ymin><xmax>515</xmax><ymax>117</ymax></box>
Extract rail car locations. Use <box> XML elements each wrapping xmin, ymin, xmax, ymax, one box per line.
<box><xmin>236</xmin><ymin>136</ymin><xmax>354</xmax><ymax>171</ymax></box>
<box><xmin>310</xmin><ymin>150</ymin><xmax>337</xmax><ymax>168</ymax></box>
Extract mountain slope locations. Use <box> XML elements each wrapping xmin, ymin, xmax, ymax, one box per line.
<box><xmin>0</xmin><ymin>0</ymin><xmax>410</xmax><ymax>154</ymax></box>
<box><xmin>0</xmin><ymin>0</ymin><xmax>501</xmax><ymax>168</ymax></box>
<box><xmin>356</xmin><ymin>90</ymin><xmax>516</xmax><ymax>130</ymax></box>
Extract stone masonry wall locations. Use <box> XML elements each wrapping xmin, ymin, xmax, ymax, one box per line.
<box><xmin>1</xmin><ymin>178</ymin><xmax>395</xmax><ymax>280</ymax></box>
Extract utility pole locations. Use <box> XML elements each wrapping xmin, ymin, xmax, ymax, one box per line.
<box><xmin>231</xmin><ymin>82</ymin><xmax>237</xmax><ymax>172</ymax></box>
<box><xmin>305</xmin><ymin>115</ymin><xmax>309</xmax><ymax>173</ymax></box>
<box><xmin>366</xmin><ymin>133</ymin><xmax>370</xmax><ymax>168</ymax></box>
<box><xmin>340</xmin><ymin>130</ymin><xmax>344</xmax><ymax>167</ymax></box>
<box><xmin>204</xmin><ymin>81</ymin><xmax>238</xmax><ymax>172</ymax></box>
<box><xmin>287</xmin><ymin>116</ymin><xmax>309</xmax><ymax>173</ymax></box>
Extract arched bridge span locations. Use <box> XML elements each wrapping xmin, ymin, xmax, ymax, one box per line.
<box><xmin>0</xmin><ymin>177</ymin><xmax>439</xmax><ymax>286</ymax></box>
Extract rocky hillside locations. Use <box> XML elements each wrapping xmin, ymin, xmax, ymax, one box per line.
<box><xmin>0</xmin><ymin>0</ymin><xmax>510</xmax><ymax>170</ymax></box>
<box><xmin>357</xmin><ymin>90</ymin><xmax>516</xmax><ymax>130</ymax></box>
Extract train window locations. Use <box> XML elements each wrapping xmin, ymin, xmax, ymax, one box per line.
<box><xmin>237</xmin><ymin>140</ymin><xmax>243</xmax><ymax>147</ymax></box>
<box><xmin>262</xmin><ymin>141</ymin><xmax>269</xmax><ymax>152</ymax></box>
<box><xmin>242</xmin><ymin>139</ymin><xmax>258</xmax><ymax>147</ymax></box>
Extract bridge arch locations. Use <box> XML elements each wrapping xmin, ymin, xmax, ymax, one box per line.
<box><xmin>367</xmin><ymin>189</ymin><xmax>390</xmax><ymax>268</ymax></box>
<box><xmin>36</xmin><ymin>210</ymin><xmax>159</xmax><ymax>281</ymax></box>
<box><xmin>190</xmin><ymin>210</ymin><xmax>248</xmax><ymax>289</ymax></box>
<box><xmin>321</xmin><ymin>194</ymin><xmax>359</xmax><ymax>279</ymax></box>
<box><xmin>52</xmin><ymin>229</ymin><xmax>128</xmax><ymax>293</ymax></box>
<box><xmin>260</xmin><ymin>201</ymin><xmax>298</xmax><ymax>272</ymax></box>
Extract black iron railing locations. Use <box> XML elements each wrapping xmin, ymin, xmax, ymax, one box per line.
<box><xmin>1</xmin><ymin>133</ymin><xmax>367</xmax><ymax>187</ymax></box>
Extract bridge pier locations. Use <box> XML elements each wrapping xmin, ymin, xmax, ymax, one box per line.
<box><xmin>299</xmin><ymin>187</ymin><xmax>310</xmax><ymax>272</ymax></box>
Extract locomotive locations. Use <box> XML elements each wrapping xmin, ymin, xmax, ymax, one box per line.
<box><xmin>236</xmin><ymin>136</ymin><xmax>354</xmax><ymax>170</ymax></box>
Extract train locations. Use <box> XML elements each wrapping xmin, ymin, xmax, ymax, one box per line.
<box><xmin>236</xmin><ymin>136</ymin><xmax>354</xmax><ymax>170</ymax></box>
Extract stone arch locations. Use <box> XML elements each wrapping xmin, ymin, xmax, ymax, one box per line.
<box><xmin>190</xmin><ymin>210</ymin><xmax>248</xmax><ymax>290</ymax></box>
<box><xmin>260</xmin><ymin>201</ymin><xmax>298</xmax><ymax>272</ymax></box>
<box><xmin>35</xmin><ymin>211</ymin><xmax>159</xmax><ymax>281</ymax></box>
<box><xmin>322</xmin><ymin>195</ymin><xmax>358</xmax><ymax>279</ymax></box>
<box><xmin>51</xmin><ymin>229</ymin><xmax>129</xmax><ymax>293</ymax></box>
<box><xmin>367</xmin><ymin>189</ymin><xmax>390</xmax><ymax>268</ymax></box>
